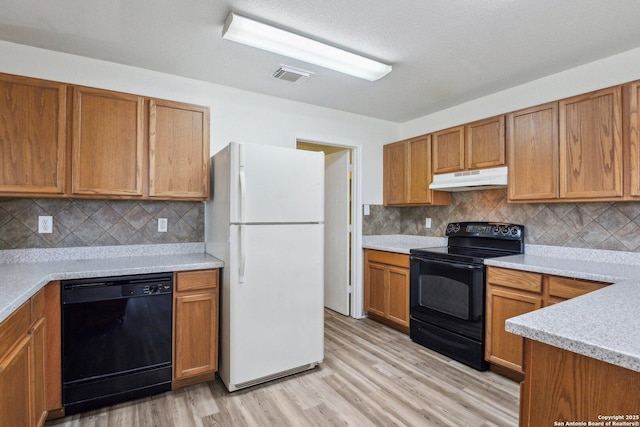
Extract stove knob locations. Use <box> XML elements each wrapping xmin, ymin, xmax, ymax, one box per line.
<box><xmin>500</xmin><ymin>225</ymin><xmax>509</xmax><ymax>235</ymax></box>
<box><xmin>509</xmin><ymin>226</ymin><xmax>519</xmax><ymax>236</ymax></box>
<box><xmin>446</xmin><ymin>223</ymin><xmax>454</xmax><ymax>233</ymax></box>
<box><xmin>453</xmin><ymin>223</ymin><xmax>460</xmax><ymax>232</ymax></box>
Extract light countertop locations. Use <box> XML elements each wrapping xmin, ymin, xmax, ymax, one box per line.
<box><xmin>0</xmin><ymin>243</ymin><xmax>223</xmax><ymax>324</ymax></box>
<box><xmin>362</xmin><ymin>234</ymin><xmax>447</xmax><ymax>254</ymax></box>
<box><xmin>485</xmin><ymin>246</ymin><xmax>640</xmax><ymax>373</ymax></box>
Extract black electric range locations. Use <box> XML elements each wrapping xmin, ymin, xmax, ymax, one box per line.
<box><xmin>409</xmin><ymin>222</ymin><xmax>525</xmax><ymax>370</ymax></box>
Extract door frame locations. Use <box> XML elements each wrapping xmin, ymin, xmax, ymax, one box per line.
<box><xmin>295</xmin><ymin>139</ymin><xmax>364</xmax><ymax>319</ymax></box>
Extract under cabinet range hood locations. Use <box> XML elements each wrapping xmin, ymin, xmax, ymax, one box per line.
<box><xmin>429</xmin><ymin>166</ymin><xmax>508</xmax><ymax>192</ymax></box>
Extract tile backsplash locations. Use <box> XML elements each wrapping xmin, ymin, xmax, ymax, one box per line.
<box><xmin>363</xmin><ymin>189</ymin><xmax>640</xmax><ymax>252</ymax></box>
<box><xmin>0</xmin><ymin>198</ymin><xmax>204</xmax><ymax>249</ymax></box>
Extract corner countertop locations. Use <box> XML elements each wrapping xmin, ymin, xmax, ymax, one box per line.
<box><xmin>0</xmin><ymin>243</ymin><xmax>224</xmax><ymax>324</ymax></box>
<box><xmin>485</xmin><ymin>244</ymin><xmax>640</xmax><ymax>373</ymax></box>
<box><xmin>362</xmin><ymin>234</ymin><xmax>447</xmax><ymax>254</ymax></box>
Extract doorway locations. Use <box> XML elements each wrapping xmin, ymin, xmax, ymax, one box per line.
<box><xmin>297</xmin><ymin>141</ymin><xmax>358</xmax><ymax>317</ymax></box>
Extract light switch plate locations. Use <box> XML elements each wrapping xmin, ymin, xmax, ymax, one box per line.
<box><xmin>425</xmin><ymin>218</ymin><xmax>432</xmax><ymax>229</ymax></box>
<box><xmin>158</xmin><ymin>218</ymin><xmax>168</xmax><ymax>233</ymax></box>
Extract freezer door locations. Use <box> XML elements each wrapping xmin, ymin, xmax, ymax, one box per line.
<box><xmin>226</xmin><ymin>223</ymin><xmax>324</xmax><ymax>388</ymax></box>
<box><xmin>229</xmin><ymin>142</ymin><xmax>324</xmax><ymax>224</ymax></box>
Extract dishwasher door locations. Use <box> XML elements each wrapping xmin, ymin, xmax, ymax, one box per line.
<box><xmin>61</xmin><ymin>272</ymin><xmax>173</xmax><ymax>415</ymax></box>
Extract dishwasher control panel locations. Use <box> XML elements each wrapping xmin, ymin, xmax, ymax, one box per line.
<box><xmin>123</xmin><ymin>283</ymin><xmax>173</xmax><ymax>296</ymax></box>
<box><xmin>62</xmin><ymin>272</ymin><xmax>173</xmax><ymax>303</ymax></box>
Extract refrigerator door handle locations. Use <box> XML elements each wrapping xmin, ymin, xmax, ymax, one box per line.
<box><xmin>239</xmin><ymin>169</ymin><xmax>246</xmax><ymax>223</ymax></box>
<box><xmin>239</xmin><ymin>224</ymin><xmax>246</xmax><ymax>283</ymax></box>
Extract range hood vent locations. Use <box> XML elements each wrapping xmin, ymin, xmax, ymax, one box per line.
<box><xmin>272</xmin><ymin>65</ymin><xmax>314</xmax><ymax>84</ymax></box>
<box><xmin>429</xmin><ymin>166</ymin><xmax>508</xmax><ymax>192</ymax></box>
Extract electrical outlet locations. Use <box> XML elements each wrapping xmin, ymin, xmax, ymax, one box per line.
<box><xmin>38</xmin><ymin>216</ymin><xmax>53</xmax><ymax>234</ymax></box>
<box><xmin>363</xmin><ymin>204</ymin><xmax>370</xmax><ymax>216</ymax></box>
<box><xmin>158</xmin><ymin>218</ymin><xmax>168</xmax><ymax>233</ymax></box>
<box><xmin>425</xmin><ymin>218</ymin><xmax>432</xmax><ymax>229</ymax></box>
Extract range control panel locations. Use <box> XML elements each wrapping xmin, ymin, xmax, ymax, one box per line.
<box><xmin>445</xmin><ymin>222</ymin><xmax>524</xmax><ymax>240</ymax></box>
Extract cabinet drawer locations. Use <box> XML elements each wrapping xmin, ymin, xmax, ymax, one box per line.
<box><xmin>0</xmin><ymin>301</ymin><xmax>30</xmax><ymax>357</ymax></box>
<box><xmin>487</xmin><ymin>267</ymin><xmax>542</xmax><ymax>293</ymax></box>
<box><xmin>176</xmin><ymin>269</ymin><xmax>218</xmax><ymax>292</ymax></box>
<box><xmin>366</xmin><ymin>250</ymin><xmax>410</xmax><ymax>268</ymax></box>
<box><xmin>547</xmin><ymin>276</ymin><xmax>608</xmax><ymax>300</ymax></box>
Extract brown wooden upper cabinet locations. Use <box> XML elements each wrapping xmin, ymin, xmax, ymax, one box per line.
<box><xmin>149</xmin><ymin>100</ymin><xmax>210</xmax><ymax>199</ymax></box>
<box><xmin>507</xmin><ymin>102</ymin><xmax>559</xmax><ymax>201</ymax></box>
<box><xmin>432</xmin><ymin>126</ymin><xmax>465</xmax><ymax>174</ymax></box>
<box><xmin>0</xmin><ymin>72</ymin><xmax>211</xmax><ymax>200</ymax></box>
<box><xmin>72</xmin><ymin>86</ymin><xmax>145</xmax><ymax>197</ymax></box>
<box><xmin>383</xmin><ymin>136</ymin><xmax>450</xmax><ymax>206</ymax></box>
<box><xmin>559</xmin><ymin>86</ymin><xmax>623</xmax><ymax>200</ymax></box>
<box><xmin>508</xmin><ymin>86</ymin><xmax>624</xmax><ymax>202</ymax></box>
<box><xmin>626</xmin><ymin>81</ymin><xmax>640</xmax><ymax>197</ymax></box>
<box><xmin>465</xmin><ymin>116</ymin><xmax>506</xmax><ymax>169</ymax></box>
<box><xmin>0</xmin><ymin>73</ymin><xmax>67</xmax><ymax>196</ymax></box>
<box><xmin>432</xmin><ymin>115</ymin><xmax>505</xmax><ymax>174</ymax></box>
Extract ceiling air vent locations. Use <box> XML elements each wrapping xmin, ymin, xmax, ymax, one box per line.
<box><xmin>272</xmin><ymin>65</ymin><xmax>314</xmax><ymax>84</ymax></box>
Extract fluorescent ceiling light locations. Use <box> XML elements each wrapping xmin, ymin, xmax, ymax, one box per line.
<box><xmin>222</xmin><ymin>12</ymin><xmax>392</xmax><ymax>81</ymax></box>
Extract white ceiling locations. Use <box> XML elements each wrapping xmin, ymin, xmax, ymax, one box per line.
<box><xmin>1</xmin><ymin>0</ymin><xmax>640</xmax><ymax>122</ymax></box>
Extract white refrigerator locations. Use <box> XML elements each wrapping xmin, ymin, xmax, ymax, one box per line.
<box><xmin>205</xmin><ymin>142</ymin><xmax>325</xmax><ymax>392</ymax></box>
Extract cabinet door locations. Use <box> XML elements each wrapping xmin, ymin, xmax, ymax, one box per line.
<box><xmin>485</xmin><ymin>287</ymin><xmax>542</xmax><ymax>374</ymax></box>
<box><xmin>465</xmin><ymin>115</ymin><xmax>505</xmax><ymax>169</ymax></box>
<box><xmin>383</xmin><ymin>140</ymin><xmax>407</xmax><ymax>205</ymax></box>
<box><xmin>174</xmin><ymin>291</ymin><xmax>218</xmax><ymax>380</ymax></box>
<box><xmin>149</xmin><ymin>99</ymin><xmax>210</xmax><ymax>199</ymax></box>
<box><xmin>407</xmin><ymin>136</ymin><xmax>431</xmax><ymax>204</ymax></box>
<box><xmin>30</xmin><ymin>318</ymin><xmax>46</xmax><ymax>427</ymax></box>
<box><xmin>72</xmin><ymin>87</ymin><xmax>144</xmax><ymax>196</ymax></box>
<box><xmin>432</xmin><ymin>126</ymin><xmax>464</xmax><ymax>174</ymax></box>
<box><xmin>627</xmin><ymin>81</ymin><xmax>640</xmax><ymax>197</ymax></box>
<box><xmin>559</xmin><ymin>86</ymin><xmax>623</xmax><ymax>199</ymax></box>
<box><xmin>364</xmin><ymin>261</ymin><xmax>387</xmax><ymax>318</ymax></box>
<box><xmin>507</xmin><ymin>103</ymin><xmax>559</xmax><ymax>201</ymax></box>
<box><xmin>0</xmin><ymin>335</ymin><xmax>32</xmax><ymax>427</ymax></box>
<box><xmin>387</xmin><ymin>266</ymin><xmax>409</xmax><ymax>328</ymax></box>
<box><xmin>0</xmin><ymin>73</ymin><xmax>66</xmax><ymax>195</ymax></box>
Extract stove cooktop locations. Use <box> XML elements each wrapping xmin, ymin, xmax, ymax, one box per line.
<box><xmin>410</xmin><ymin>245</ymin><xmax>518</xmax><ymax>264</ymax></box>
<box><xmin>410</xmin><ymin>222</ymin><xmax>525</xmax><ymax>264</ymax></box>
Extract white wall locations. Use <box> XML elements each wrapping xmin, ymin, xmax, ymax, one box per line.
<box><xmin>0</xmin><ymin>41</ymin><xmax>399</xmax><ymax>204</ymax></box>
<box><xmin>401</xmin><ymin>46</ymin><xmax>640</xmax><ymax>139</ymax></box>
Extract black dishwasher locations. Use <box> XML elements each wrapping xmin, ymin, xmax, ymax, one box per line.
<box><xmin>62</xmin><ymin>272</ymin><xmax>173</xmax><ymax>415</ymax></box>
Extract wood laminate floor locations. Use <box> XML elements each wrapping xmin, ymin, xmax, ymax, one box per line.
<box><xmin>46</xmin><ymin>310</ymin><xmax>519</xmax><ymax>427</ymax></box>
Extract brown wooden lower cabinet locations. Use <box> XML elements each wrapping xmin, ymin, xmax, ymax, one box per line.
<box><xmin>486</xmin><ymin>266</ymin><xmax>609</xmax><ymax>379</ymax></box>
<box><xmin>519</xmin><ymin>339</ymin><xmax>640</xmax><ymax>427</ymax></box>
<box><xmin>173</xmin><ymin>269</ymin><xmax>219</xmax><ymax>389</ymax></box>
<box><xmin>486</xmin><ymin>287</ymin><xmax>542</xmax><ymax>375</ymax></box>
<box><xmin>0</xmin><ymin>289</ymin><xmax>48</xmax><ymax>427</ymax></box>
<box><xmin>364</xmin><ymin>249</ymin><xmax>410</xmax><ymax>334</ymax></box>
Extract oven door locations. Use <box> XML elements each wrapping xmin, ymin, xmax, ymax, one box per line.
<box><xmin>410</xmin><ymin>256</ymin><xmax>485</xmax><ymax>322</ymax></box>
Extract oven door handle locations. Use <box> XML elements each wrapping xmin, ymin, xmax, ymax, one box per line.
<box><xmin>411</xmin><ymin>257</ymin><xmax>484</xmax><ymax>270</ymax></box>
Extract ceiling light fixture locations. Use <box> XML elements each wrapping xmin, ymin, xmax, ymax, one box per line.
<box><xmin>222</xmin><ymin>12</ymin><xmax>392</xmax><ymax>81</ymax></box>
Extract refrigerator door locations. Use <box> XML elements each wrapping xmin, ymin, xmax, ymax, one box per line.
<box><xmin>224</xmin><ymin>223</ymin><xmax>324</xmax><ymax>390</ymax></box>
<box><xmin>229</xmin><ymin>142</ymin><xmax>324</xmax><ymax>224</ymax></box>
